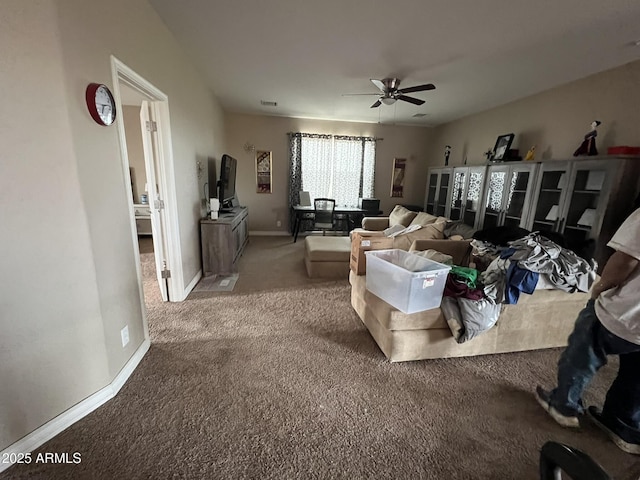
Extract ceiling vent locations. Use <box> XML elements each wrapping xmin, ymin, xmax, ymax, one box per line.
<box><xmin>412</xmin><ymin>113</ymin><xmax>428</xmax><ymax>118</ymax></box>
<box><xmin>260</xmin><ymin>100</ymin><xmax>278</xmax><ymax>107</ymax></box>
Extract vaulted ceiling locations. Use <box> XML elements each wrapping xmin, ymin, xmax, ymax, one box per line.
<box><xmin>149</xmin><ymin>0</ymin><xmax>640</xmax><ymax>126</ymax></box>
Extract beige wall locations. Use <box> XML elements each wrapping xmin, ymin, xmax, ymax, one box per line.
<box><xmin>0</xmin><ymin>0</ymin><xmax>224</xmax><ymax>450</ymax></box>
<box><xmin>224</xmin><ymin>114</ymin><xmax>435</xmax><ymax>231</ymax></box>
<box><xmin>428</xmin><ymin>60</ymin><xmax>640</xmax><ymax>168</ymax></box>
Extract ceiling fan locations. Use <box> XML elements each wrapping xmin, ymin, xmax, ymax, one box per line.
<box><xmin>343</xmin><ymin>78</ymin><xmax>436</xmax><ymax>108</ymax></box>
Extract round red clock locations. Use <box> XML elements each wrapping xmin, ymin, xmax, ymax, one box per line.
<box><xmin>86</xmin><ymin>83</ymin><xmax>116</xmax><ymax>126</ymax></box>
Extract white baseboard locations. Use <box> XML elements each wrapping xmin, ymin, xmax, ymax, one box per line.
<box><xmin>0</xmin><ymin>339</ymin><xmax>150</xmax><ymax>474</ymax></box>
<box><xmin>182</xmin><ymin>269</ymin><xmax>202</xmax><ymax>301</ymax></box>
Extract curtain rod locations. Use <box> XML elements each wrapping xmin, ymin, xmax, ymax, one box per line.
<box><xmin>287</xmin><ymin>132</ymin><xmax>383</xmax><ymax>141</ymax></box>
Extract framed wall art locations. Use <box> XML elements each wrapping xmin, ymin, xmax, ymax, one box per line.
<box><xmin>391</xmin><ymin>158</ymin><xmax>406</xmax><ymax>198</ymax></box>
<box><xmin>256</xmin><ymin>150</ymin><xmax>272</xmax><ymax>193</ymax></box>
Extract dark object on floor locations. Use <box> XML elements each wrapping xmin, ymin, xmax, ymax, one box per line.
<box><xmin>539</xmin><ymin>441</ymin><xmax>611</xmax><ymax>480</ymax></box>
<box><xmin>473</xmin><ymin>226</ymin><xmax>531</xmax><ymax>247</ymax></box>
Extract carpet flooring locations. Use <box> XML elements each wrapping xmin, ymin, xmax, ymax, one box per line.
<box><xmin>4</xmin><ymin>236</ymin><xmax>637</xmax><ymax>479</ymax></box>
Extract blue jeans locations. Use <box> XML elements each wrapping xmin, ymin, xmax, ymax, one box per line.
<box><xmin>550</xmin><ymin>299</ymin><xmax>640</xmax><ymax>441</ymax></box>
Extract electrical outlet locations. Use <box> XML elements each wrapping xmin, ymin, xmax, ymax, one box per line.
<box><xmin>276</xmin><ymin>220</ymin><xmax>282</xmax><ymax>227</ymax></box>
<box><xmin>121</xmin><ymin>325</ymin><xmax>129</xmax><ymax>348</ymax></box>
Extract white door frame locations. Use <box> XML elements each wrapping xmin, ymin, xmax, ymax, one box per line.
<box><xmin>111</xmin><ymin>56</ymin><xmax>185</xmax><ymax>304</ymax></box>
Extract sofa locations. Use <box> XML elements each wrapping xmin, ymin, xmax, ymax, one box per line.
<box><xmin>349</xmin><ymin>211</ymin><xmax>591</xmax><ymax>362</ymax></box>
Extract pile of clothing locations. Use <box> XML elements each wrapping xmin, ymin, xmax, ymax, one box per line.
<box><xmin>441</xmin><ymin>232</ymin><xmax>596</xmax><ymax>344</ymax></box>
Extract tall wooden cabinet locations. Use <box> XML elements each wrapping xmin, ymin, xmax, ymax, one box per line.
<box><xmin>200</xmin><ymin>207</ymin><xmax>249</xmax><ymax>276</ymax></box>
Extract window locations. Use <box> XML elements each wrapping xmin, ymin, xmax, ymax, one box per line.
<box><xmin>289</xmin><ymin>133</ymin><xmax>376</xmax><ymax>208</ymax></box>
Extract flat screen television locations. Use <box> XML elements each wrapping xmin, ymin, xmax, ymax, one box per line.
<box><xmin>218</xmin><ymin>154</ymin><xmax>238</xmax><ymax>211</ymax></box>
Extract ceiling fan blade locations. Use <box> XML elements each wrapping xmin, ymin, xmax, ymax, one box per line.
<box><xmin>370</xmin><ymin>99</ymin><xmax>382</xmax><ymax>108</ymax></box>
<box><xmin>399</xmin><ymin>83</ymin><xmax>436</xmax><ymax>94</ymax></box>
<box><xmin>342</xmin><ymin>93</ymin><xmax>383</xmax><ymax>96</ymax></box>
<box><xmin>370</xmin><ymin>79</ymin><xmax>386</xmax><ymax>92</ymax></box>
<box><xmin>398</xmin><ymin>95</ymin><xmax>425</xmax><ymax>106</ymax></box>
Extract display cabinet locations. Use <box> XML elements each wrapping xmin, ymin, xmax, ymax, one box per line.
<box><xmin>526</xmin><ymin>156</ymin><xmax>640</xmax><ymax>270</ymax></box>
<box><xmin>424</xmin><ymin>167</ymin><xmax>453</xmax><ymax>217</ymax></box>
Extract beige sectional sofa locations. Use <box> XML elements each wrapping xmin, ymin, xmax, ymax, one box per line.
<box><xmin>350</xmin><ymin>270</ymin><xmax>588</xmax><ymax>362</ymax></box>
<box><xmin>349</xmin><ymin>206</ymin><xmax>590</xmax><ymax>362</ymax></box>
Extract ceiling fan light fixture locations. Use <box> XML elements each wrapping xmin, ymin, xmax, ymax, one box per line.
<box><xmin>381</xmin><ymin>97</ymin><xmax>396</xmax><ymax>105</ymax></box>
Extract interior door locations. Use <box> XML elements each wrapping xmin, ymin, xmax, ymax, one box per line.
<box><xmin>140</xmin><ymin>100</ymin><xmax>169</xmax><ymax>301</ymax></box>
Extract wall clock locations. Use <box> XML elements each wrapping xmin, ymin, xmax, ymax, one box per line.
<box><xmin>85</xmin><ymin>83</ymin><xmax>116</xmax><ymax>126</ymax></box>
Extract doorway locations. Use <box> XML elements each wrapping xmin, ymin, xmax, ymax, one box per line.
<box><xmin>111</xmin><ymin>57</ymin><xmax>181</xmax><ymax>305</ymax></box>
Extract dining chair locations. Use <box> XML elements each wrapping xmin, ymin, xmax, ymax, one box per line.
<box><xmin>313</xmin><ymin>198</ymin><xmax>336</xmax><ymax>235</ymax></box>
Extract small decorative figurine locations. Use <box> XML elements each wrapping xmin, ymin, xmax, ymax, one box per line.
<box><xmin>573</xmin><ymin>120</ymin><xmax>601</xmax><ymax>156</ymax></box>
<box><xmin>484</xmin><ymin>149</ymin><xmax>494</xmax><ymax>162</ymax></box>
<box><xmin>444</xmin><ymin>145</ymin><xmax>451</xmax><ymax>166</ymax></box>
<box><xmin>525</xmin><ymin>145</ymin><xmax>536</xmax><ymax>161</ymax></box>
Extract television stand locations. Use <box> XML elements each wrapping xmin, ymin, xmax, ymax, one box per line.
<box><xmin>200</xmin><ymin>206</ymin><xmax>249</xmax><ymax>276</ymax></box>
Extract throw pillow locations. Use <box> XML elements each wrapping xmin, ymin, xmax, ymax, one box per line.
<box><xmin>412</xmin><ymin>249</ymin><xmax>453</xmax><ymax>265</ymax></box>
<box><xmin>392</xmin><ymin>223</ymin><xmax>446</xmax><ymax>250</ymax></box>
<box><xmin>409</xmin><ymin>212</ymin><xmax>439</xmax><ymax>227</ymax></box>
<box><xmin>389</xmin><ymin>205</ymin><xmax>418</xmax><ymax>227</ymax></box>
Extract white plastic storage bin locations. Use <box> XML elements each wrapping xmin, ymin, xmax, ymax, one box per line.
<box><xmin>365</xmin><ymin>249</ymin><xmax>451</xmax><ymax>314</ymax></box>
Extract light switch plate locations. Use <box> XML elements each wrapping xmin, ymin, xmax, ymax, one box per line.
<box><xmin>121</xmin><ymin>325</ymin><xmax>130</xmax><ymax>347</ymax></box>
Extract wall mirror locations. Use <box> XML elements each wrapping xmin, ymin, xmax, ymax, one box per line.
<box><xmin>256</xmin><ymin>150</ymin><xmax>272</xmax><ymax>193</ymax></box>
<box><xmin>391</xmin><ymin>158</ymin><xmax>406</xmax><ymax>198</ymax></box>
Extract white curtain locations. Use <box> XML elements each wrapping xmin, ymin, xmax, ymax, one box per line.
<box><xmin>299</xmin><ymin>135</ymin><xmax>376</xmax><ymax>208</ymax></box>
<box><xmin>301</xmin><ymin>135</ymin><xmax>333</xmax><ymax>203</ymax></box>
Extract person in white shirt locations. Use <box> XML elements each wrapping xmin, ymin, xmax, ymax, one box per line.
<box><xmin>535</xmin><ymin>207</ymin><xmax>640</xmax><ymax>455</ymax></box>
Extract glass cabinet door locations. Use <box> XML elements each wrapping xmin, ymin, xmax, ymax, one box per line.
<box><xmin>448</xmin><ymin>166</ymin><xmax>487</xmax><ymax>226</ymax></box>
<box><xmin>425</xmin><ymin>172</ymin><xmax>438</xmax><ymax>214</ymax></box>
<box><xmin>463</xmin><ymin>167</ymin><xmax>486</xmax><ymax>228</ymax></box>
<box><xmin>449</xmin><ymin>168</ymin><xmax>467</xmax><ymax>221</ymax></box>
<box><xmin>482</xmin><ymin>166</ymin><xmax>508</xmax><ymax>229</ymax></box>
<box><xmin>435</xmin><ymin>171</ymin><xmax>451</xmax><ymax>217</ymax></box>
<box><xmin>561</xmin><ymin>162</ymin><xmax>612</xmax><ymax>246</ymax></box>
<box><xmin>424</xmin><ymin>168</ymin><xmax>453</xmax><ymax>216</ymax></box>
<box><xmin>480</xmin><ymin>164</ymin><xmax>537</xmax><ymax>229</ymax></box>
<box><xmin>503</xmin><ymin>167</ymin><xmax>533</xmax><ymax>227</ymax></box>
<box><xmin>528</xmin><ymin>162</ymin><xmax>570</xmax><ymax>233</ymax></box>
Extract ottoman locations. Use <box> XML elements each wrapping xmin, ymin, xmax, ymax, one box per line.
<box><xmin>304</xmin><ymin>236</ymin><xmax>351</xmax><ymax>278</ymax></box>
